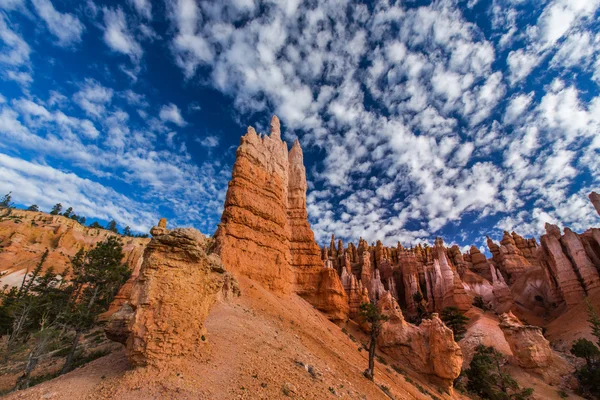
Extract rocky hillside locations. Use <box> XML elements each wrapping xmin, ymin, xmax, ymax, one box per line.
<box><xmin>0</xmin><ymin>209</ymin><xmax>149</xmax><ymax>289</ymax></box>
<box><xmin>3</xmin><ymin>116</ymin><xmax>599</xmax><ymax>399</ymax></box>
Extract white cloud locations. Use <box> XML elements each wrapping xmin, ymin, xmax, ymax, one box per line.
<box><xmin>159</xmin><ymin>103</ymin><xmax>187</xmax><ymax>127</ymax></box>
<box><xmin>129</xmin><ymin>0</ymin><xmax>151</xmax><ymax>19</ymax></box>
<box><xmin>0</xmin><ymin>0</ymin><xmax>24</xmax><ymax>10</ymax></box>
<box><xmin>0</xmin><ymin>152</ymin><xmax>156</xmax><ymax>232</ymax></box>
<box><xmin>507</xmin><ymin>49</ymin><xmax>539</xmax><ymax>85</ymax></box>
<box><xmin>0</xmin><ymin>14</ymin><xmax>31</xmax><ymax>81</ymax></box>
<box><xmin>536</xmin><ymin>0</ymin><xmax>600</xmax><ymax>49</ymax></box>
<box><xmin>103</xmin><ymin>7</ymin><xmax>142</xmax><ymax>60</ymax></box>
<box><xmin>73</xmin><ymin>79</ymin><xmax>114</xmax><ymax>118</ymax></box>
<box><xmin>504</xmin><ymin>92</ymin><xmax>534</xmax><ymax>125</ymax></box>
<box><xmin>197</xmin><ymin>135</ymin><xmax>219</xmax><ymax>147</ymax></box>
<box><xmin>31</xmin><ymin>0</ymin><xmax>85</xmax><ymax>46</ymax></box>
<box><xmin>167</xmin><ymin>0</ymin><xmax>213</xmax><ymax>78</ymax></box>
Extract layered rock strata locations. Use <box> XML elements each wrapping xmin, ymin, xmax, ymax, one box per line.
<box><xmin>106</xmin><ymin>223</ymin><xmax>239</xmax><ymax>367</ymax></box>
<box><xmin>0</xmin><ymin>209</ymin><xmax>148</xmax><ymax>290</ymax></box>
<box><xmin>214</xmin><ymin>116</ymin><xmax>348</xmax><ymax>321</ymax></box>
<box><xmin>498</xmin><ymin>312</ymin><xmax>552</xmax><ymax>369</ymax></box>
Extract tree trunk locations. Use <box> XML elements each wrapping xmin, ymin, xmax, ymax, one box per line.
<box><xmin>365</xmin><ymin>330</ymin><xmax>377</xmax><ymax>380</ymax></box>
<box><xmin>14</xmin><ymin>351</ymin><xmax>38</xmax><ymax>390</ymax></box>
<box><xmin>61</xmin><ymin>330</ymin><xmax>81</xmax><ymax>375</ymax></box>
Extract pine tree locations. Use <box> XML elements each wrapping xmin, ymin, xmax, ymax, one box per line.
<box><xmin>50</xmin><ymin>203</ymin><xmax>62</xmax><ymax>215</ymax></box>
<box><xmin>0</xmin><ymin>192</ymin><xmax>13</xmax><ymax>209</ymax></box>
<box><xmin>106</xmin><ymin>220</ymin><xmax>118</xmax><ymax>233</ymax></box>
<box><xmin>60</xmin><ymin>237</ymin><xmax>130</xmax><ymax>374</ymax></box>
<box><xmin>359</xmin><ymin>302</ymin><xmax>389</xmax><ymax>380</ymax></box>
<box><xmin>123</xmin><ymin>226</ymin><xmax>132</xmax><ymax>237</ymax></box>
<box><xmin>26</xmin><ymin>204</ymin><xmax>39</xmax><ymax>212</ymax></box>
<box><xmin>571</xmin><ymin>338</ymin><xmax>600</xmax><ymax>369</ymax></box>
<box><xmin>89</xmin><ymin>221</ymin><xmax>102</xmax><ymax>229</ymax></box>
<box><xmin>586</xmin><ymin>299</ymin><xmax>600</xmax><ymax>347</ymax></box>
<box><xmin>570</xmin><ymin>299</ymin><xmax>600</xmax><ymax>398</ymax></box>
<box><xmin>79</xmin><ymin>216</ymin><xmax>86</xmax><ymax>224</ymax></box>
<box><xmin>441</xmin><ymin>306</ymin><xmax>469</xmax><ymax>341</ymax></box>
<box><xmin>466</xmin><ymin>345</ymin><xmax>534</xmax><ymax>399</ymax></box>
<box><xmin>63</xmin><ymin>207</ymin><xmax>73</xmax><ymax>218</ymax></box>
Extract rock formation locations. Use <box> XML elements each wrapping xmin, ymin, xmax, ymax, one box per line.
<box><xmin>0</xmin><ymin>209</ymin><xmax>148</xmax><ymax>291</ymax></box>
<box><xmin>106</xmin><ymin>222</ymin><xmax>239</xmax><ymax>367</ymax></box>
<box><xmin>538</xmin><ymin>223</ymin><xmax>600</xmax><ymax>307</ymax></box>
<box><xmin>590</xmin><ymin>191</ymin><xmax>600</xmax><ymax>217</ymax></box>
<box><xmin>214</xmin><ymin>116</ymin><xmax>348</xmax><ymax>321</ymax></box>
<box><xmin>499</xmin><ymin>312</ymin><xmax>552</xmax><ymax>369</ymax></box>
<box><xmin>376</xmin><ymin>293</ymin><xmax>462</xmax><ymax>391</ymax></box>
<box><xmin>486</xmin><ymin>232</ymin><xmax>533</xmax><ymax>283</ymax></box>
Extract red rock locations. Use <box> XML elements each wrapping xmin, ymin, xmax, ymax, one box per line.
<box><xmin>590</xmin><ymin>191</ymin><xmax>600</xmax><ymax>217</ymax></box>
<box><xmin>376</xmin><ymin>293</ymin><xmax>462</xmax><ymax>392</ymax></box>
<box><xmin>539</xmin><ymin>223</ymin><xmax>587</xmax><ymax>307</ymax></box>
<box><xmin>214</xmin><ymin>117</ymin><xmax>348</xmax><ymax>321</ymax></box>
<box><xmin>106</xmin><ymin>226</ymin><xmax>238</xmax><ymax>367</ymax></box>
<box><xmin>499</xmin><ymin>312</ymin><xmax>552</xmax><ymax>369</ymax></box>
<box><xmin>561</xmin><ymin>227</ymin><xmax>600</xmax><ymax>292</ymax></box>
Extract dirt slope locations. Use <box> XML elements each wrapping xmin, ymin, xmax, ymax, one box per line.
<box><xmin>4</xmin><ymin>277</ymin><xmax>459</xmax><ymax>400</ymax></box>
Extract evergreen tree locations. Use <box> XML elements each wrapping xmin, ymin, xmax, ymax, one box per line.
<box><xmin>0</xmin><ymin>192</ymin><xmax>13</xmax><ymax>209</ymax></box>
<box><xmin>441</xmin><ymin>306</ymin><xmax>469</xmax><ymax>341</ymax></box>
<box><xmin>50</xmin><ymin>203</ymin><xmax>62</xmax><ymax>215</ymax></box>
<box><xmin>586</xmin><ymin>299</ymin><xmax>600</xmax><ymax>347</ymax></box>
<box><xmin>60</xmin><ymin>237</ymin><xmax>130</xmax><ymax>374</ymax></box>
<box><xmin>106</xmin><ymin>220</ymin><xmax>118</xmax><ymax>233</ymax></box>
<box><xmin>123</xmin><ymin>226</ymin><xmax>132</xmax><ymax>237</ymax></box>
<box><xmin>570</xmin><ymin>300</ymin><xmax>600</xmax><ymax>398</ymax></box>
<box><xmin>63</xmin><ymin>207</ymin><xmax>73</xmax><ymax>218</ymax></box>
<box><xmin>26</xmin><ymin>204</ymin><xmax>39</xmax><ymax>212</ymax></box>
<box><xmin>359</xmin><ymin>302</ymin><xmax>389</xmax><ymax>380</ymax></box>
<box><xmin>571</xmin><ymin>338</ymin><xmax>600</xmax><ymax>369</ymax></box>
<box><xmin>89</xmin><ymin>221</ymin><xmax>102</xmax><ymax>229</ymax></box>
<box><xmin>79</xmin><ymin>216</ymin><xmax>86</xmax><ymax>224</ymax></box>
<box><xmin>466</xmin><ymin>345</ymin><xmax>534</xmax><ymax>399</ymax></box>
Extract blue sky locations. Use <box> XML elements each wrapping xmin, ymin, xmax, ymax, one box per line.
<box><xmin>0</xmin><ymin>0</ymin><xmax>599</xmax><ymax>252</ymax></box>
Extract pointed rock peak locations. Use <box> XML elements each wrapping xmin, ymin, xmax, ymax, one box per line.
<box><xmin>270</xmin><ymin>115</ymin><xmax>281</xmax><ymax>138</ymax></box>
<box><xmin>247</xmin><ymin>126</ymin><xmax>257</xmax><ymax>136</ymax></box>
<box><xmin>590</xmin><ymin>192</ymin><xmax>600</xmax><ymax>216</ymax></box>
<box><xmin>545</xmin><ymin>222</ymin><xmax>561</xmax><ymax>237</ymax></box>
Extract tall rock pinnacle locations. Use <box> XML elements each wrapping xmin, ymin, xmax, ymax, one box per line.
<box><xmin>270</xmin><ymin>115</ymin><xmax>281</xmax><ymax>139</ymax></box>
<box><xmin>214</xmin><ymin>117</ymin><xmax>348</xmax><ymax>321</ymax></box>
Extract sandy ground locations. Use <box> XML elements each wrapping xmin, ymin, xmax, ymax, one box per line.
<box><xmin>3</xmin><ymin>277</ymin><xmax>461</xmax><ymax>400</ymax></box>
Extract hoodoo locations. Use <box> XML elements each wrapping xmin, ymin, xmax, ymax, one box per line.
<box><xmin>214</xmin><ymin>116</ymin><xmax>349</xmax><ymax>321</ymax></box>
<box><xmin>106</xmin><ymin>220</ymin><xmax>239</xmax><ymax>366</ymax></box>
